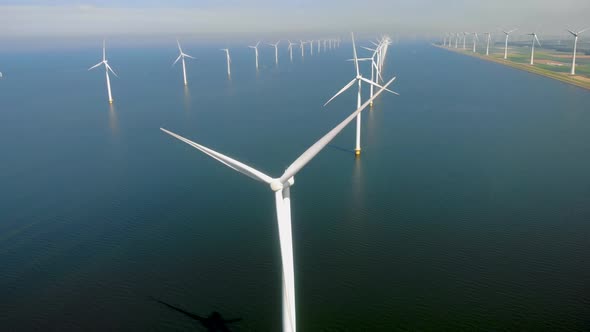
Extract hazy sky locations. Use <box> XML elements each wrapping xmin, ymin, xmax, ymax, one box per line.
<box><xmin>1</xmin><ymin>1</ymin><xmax>589</xmax><ymax>39</ymax></box>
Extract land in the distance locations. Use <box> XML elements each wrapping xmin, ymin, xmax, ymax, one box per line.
<box><xmin>434</xmin><ymin>42</ymin><xmax>590</xmax><ymax>91</ymax></box>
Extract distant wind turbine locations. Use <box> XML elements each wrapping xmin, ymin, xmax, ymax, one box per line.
<box><xmin>299</xmin><ymin>40</ymin><xmax>306</xmax><ymax>58</ymax></box>
<box><xmin>88</xmin><ymin>40</ymin><xmax>118</xmax><ymax>104</ymax></box>
<box><xmin>360</xmin><ymin>46</ymin><xmax>385</xmax><ymax>107</ymax></box>
<box><xmin>324</xmin><ymin>32</ymin><xmax>398</xmax><ymax>157</ymax></box>
<box><xmin>161</xmin><ymin>79</ymin><xmax>394</xmax><ymax>332</ymax></box>
<box><xmin>248</xmin><ymin>41</ymin><xmax>261</xmax><ymax>70</ymax></box>
<box><xmin>309</xmin><ymin>40</ymin><xmax>314</xmax><ymax>55</ymax></box>
<box><xmin>462</xmin><ymin>32</ymin><xmax>468</xmax><ymax>49</ymax></box>
<box><xmin>220</xmin><ymin>48</ymin><xmax>231</xmax><ymax>78</ymax></box>
<box><xmin>267</xmin><ymin>41</ymin><xmax>280</xmax><ymax>65</ymax></box>
<box><xmin>503</xmin><ymin>29</ymin><xmax>518</xmax><ymax>59</ymax></box>
<box><xmin>567</xmin><ymin>27</ymin><xmax>589</xmax><ymax>75</ymax></box>
<box><xmin>528</xmin><ymin>32</ymin><xmax>542</xmax><ymax>65</ymax></box>
<box><xmin>173</xmin><ymin>39</ymin><xmax>196</xmax><ymax>86</ymax></box>
<box><xmin>287</xmin><ymin>40</ymin><xmax>297</xmax><ymax>62</ymax></box>
<box><xmin>472</xmin><ymin>32</ymin><xmax>479</xmax><ymax>52</ymax></box>
<box><xmin>483</xmin><ymin>32</ymin><xmax>491</xmax><ymax>55</ymax></box>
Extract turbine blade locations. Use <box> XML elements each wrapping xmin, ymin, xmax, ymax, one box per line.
<box><xmin>579</xmin><ymin>27</ymin><xmax>589</xmax><ymax>34</ymax></box>
<box><xmin>88</xmin><ymin>61</ymin><xmax>103</xmax><ymax>71</ymax></box>
<box><xmin>106</xmin><ymin>64</ymin><xmax>118</xmax><ymax>77</ymax></box>
<box><xmin>173</xmin><ymin>55</ymin><xmax>182</xmax><ymax>66</ymax></box>
<box><xmin>535</xmin><ymin>35</ymin><xmax>541</xmax><ymax>46</ymax></box>
<box><xmin>279</xmin><ymin>78</ymin><xmax>396</xmax><ymax>184</ymax></box>
<box><xmin>566</xmin><ymin>29</ymin><xmax>577</xmax><ymax>36</ymax></box>
<box><xmin>360</xmin><ymin>77</ymin><xmax>399</xmax><ymax>95</ymax></box>
<box><xmin>102</xmin><ymin>39</ymin><xmax>106</xmax><ymax>61</ymax></box>
<box><xmin>160</xmin><ymin>128</ymin><xmax>274</xmax><ymax>184</ymax></box>
<box><xmin>184</xmin><ymin>53</ymin><xmax>196</xmax><ymax>59</ymax></box>
<box><xmin>323</xmin><ymin>78</ymin><xmax>357</xmax><ymax>107</ymax></box>
<box><xmin>176</xmin><ymin>39</ymin><xmax>183</xmax><ymax>53</ymax></box>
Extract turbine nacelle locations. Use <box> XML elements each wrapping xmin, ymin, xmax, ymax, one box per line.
<box><xmin>270</xmin><ymin>177</ymin><xmax>295</xmax><ymax>192</ymax></box>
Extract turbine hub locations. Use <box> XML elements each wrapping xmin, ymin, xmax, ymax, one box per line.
<box><xmin>270</xmin><ymin>180</ymin><xmax>283</xmax><ymax>192</ymax></box>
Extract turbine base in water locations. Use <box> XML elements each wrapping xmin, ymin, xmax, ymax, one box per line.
<box><xmin>355</xmin><ymin>149</ymin><xmax>361</xmax><ymax>157</ymax></box>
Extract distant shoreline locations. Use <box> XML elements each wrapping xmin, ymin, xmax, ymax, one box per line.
<box><xmin>432</xmin><ymin>44</ymin><xmax>590</xmax><ymax>91</ymax></box>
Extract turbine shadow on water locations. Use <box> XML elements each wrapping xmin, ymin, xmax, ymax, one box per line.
<box><xmin>327</xmin><ymin>144</ymin><xmax>356</xmax><ymax>155</ymax></box>
<box><xmin>150</xmin><ymin>297</ymin><xmax>242</xmax><ymax>332</ymax></box>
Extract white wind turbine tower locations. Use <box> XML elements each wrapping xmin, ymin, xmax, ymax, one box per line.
<box><xmin>317</xmin><ymin>40</ymin><xmax>321</xmax><ymax>53</ymax></box>
<box><xmin>287</xmin><ymin>41</ymin><xmax>297</xmax><ymax>62</ymax></box>
<box><xmin>503</xmin><ymin>29</ymin><xmax>518</xmax><ymax>59</ymax></box>
<box><xmin>324</xmin><ymin>32</ymin><xmax>398</xmax><ymax>157</ymax></box>
<box><xmin>248</xmin><ymin>41</ymin><xmax>261</xmax><ymax>70</ymax></box>
<box><xmin>455</xmin><ymin>33</ymin><xmax>459</xmax><ymax>48</ymax></box>
<box><xmin>173</xmin><ymin>39</ymin><xmax>196</xmax><ymax>86</ymax></box>
<box><xmin>161</xmin><ymin>80</ymin><xmax>394</xmax><ymax>332</ymax></box>
<box><xmin>528</xmin><ymin>32</ymin><xmax>542</xmax><ymax>65</ymax></box>
<box><xmin>299</xmin><ymin>40</ymin><xmax>306</xmax><ymax>58</ymax></box>
<box><xmin>88</xmin><ymin>40</ymin><xmax>118</xmax><ymax>104</ymax></box>
<box><xmin>483</xmin><ymin>32</ymin><xmax>491</xmax><ymax>55</ymax></box>
<box><xmin>267</xmin><ymin>41</ymin><xmax>280</xmax><ymax>65</ymax></box>
<box><xmin>308</xmin><ymin>40</ymin><xmax>314</xmax><ymax>55</ymax></box>
<box><xmin>472</xmin><ymin>33</ymin><xmax>479</xmax><ymax>52</ymax></box>
<box><xmin>462</xmin><ymin>32</ymin><xmax>468</xmax><ymax>50</ymax></box>
<box><xmin>567</xmin><ymin>27</ymin><xmax>589</xmax><ymax>75</ymax></box>
<box><xmin>220</xmin><ymin>48</ymin><xmax>231</xmax><ymax>78</ymax></box>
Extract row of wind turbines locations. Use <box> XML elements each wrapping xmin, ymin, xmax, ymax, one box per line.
<box><xmin>441</xmin><ymin>27</ymin><xmax>588</xmax><ymax>75</ymax></box>
<box><xmin>160</xmin><ymin>32</ymin><xmax>397</xmax><ymax>332</ymax></box>
<box><xmin>89</xmin><ymin>38</ymin><xmax>342</xmax><ymax>103</ymax></box>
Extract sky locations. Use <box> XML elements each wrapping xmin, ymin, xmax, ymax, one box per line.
<box><xmin>0</xmin><ymin>1</ymin><xmax>589</xmax><ymax>40</ymax></box>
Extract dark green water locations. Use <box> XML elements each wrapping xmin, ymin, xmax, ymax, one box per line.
<box><xmin>1</xmin><ymin>42</ymin><xmax>589</xmax><ymax>330</ymax></box>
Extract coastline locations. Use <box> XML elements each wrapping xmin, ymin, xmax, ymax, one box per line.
<box><xmin>432</xmin><ymin>44</ymin><xmax>590</xmax><ymax>91</ymax></box>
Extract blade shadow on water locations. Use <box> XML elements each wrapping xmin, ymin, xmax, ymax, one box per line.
<box><xmin>327</xmin><ymin>144</ymin><xmax>356</xmax><ymax>155</ymax></box>
<box><xmin>150</xmin><ymin>297</ymin><xmax>242</xmax><ymax>332</ymax></box>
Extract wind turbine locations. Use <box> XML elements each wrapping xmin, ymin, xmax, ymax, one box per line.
<box><xmin>173</xmin><ymin>39</ymin><xmax>196</xmax><ymax>86</ymax></box>
<box><xmin>360</xmin><ymin>46</ymin><xmax>385</xmax><ymax>107</ymax></box>
<box><xmin>309</xmin><ymin>40</ymin><xmax>314</xmax><ymax>55</ymax></box>
<box><xmin>299</xmin><ymin>40</ymin><xmax>306</xmax><ymax>58</ymax></box>
<box><xmin>503</xmin><ymin>29</ymin><xmax>518</xmax><ymax>59</ymax></box>
<box><xmin>220</xmin><ymin>48</ymin><xmax>231</xmax><ymax>78</ymax></box>
<box><xmin>455</xmin><ymin>33</ymin><xmax>459</xmax><ymax>48</ymax></box>
<box><xmin>483</xmin><ymin>32</ymin><xmax>491</xmax><ymax>55</ymax></box>
<box><xmin>528</xmin><ymin>32</ymin><xmax>542</xmax><ymax>65</ymax></box>
<box><xmin>324</xmin><ymin>32</ymin><xmax>398</xmax><ymax>157</ymax></box>
<box><xmin>317</xmin><ymin>40</ymin><xmax>321</xmax><ymax>53</ymax></box>
<box><xmin>161</xmin><ymin>79</ymin><xmax>394</xmax><ymax>332</ymax></box>
<box><xmin>567</xmin><ymin>27</ymin><xmax>589</xmax><ymax>75</ymax></box>
<box><xmin>287</xmin><ymin>40</ymin><xmax>297</xmax><ymax>62</ymax></box>
<box><xmin>462</xmin><ymin>32</ymin><xmax>468</xmax><ymax>49</ymax></box>
<box><xmin>472</xmin><ymin>32</ymin><xmax>479</xmax><ymax>52</ymax></box>
<box><xmin>267</xmin><ymin>41</ymin><xmax>280</xmax><ymax>65</ymax></box>
<box><xmin>88</xmin><ymin>40</ymin><xmax>118</xmax><ymax>104</ymax></box>
<box><xmin>248</xmin><ymin>41</ymin><xmax>261</xmax><ymax>70</ymax></box>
